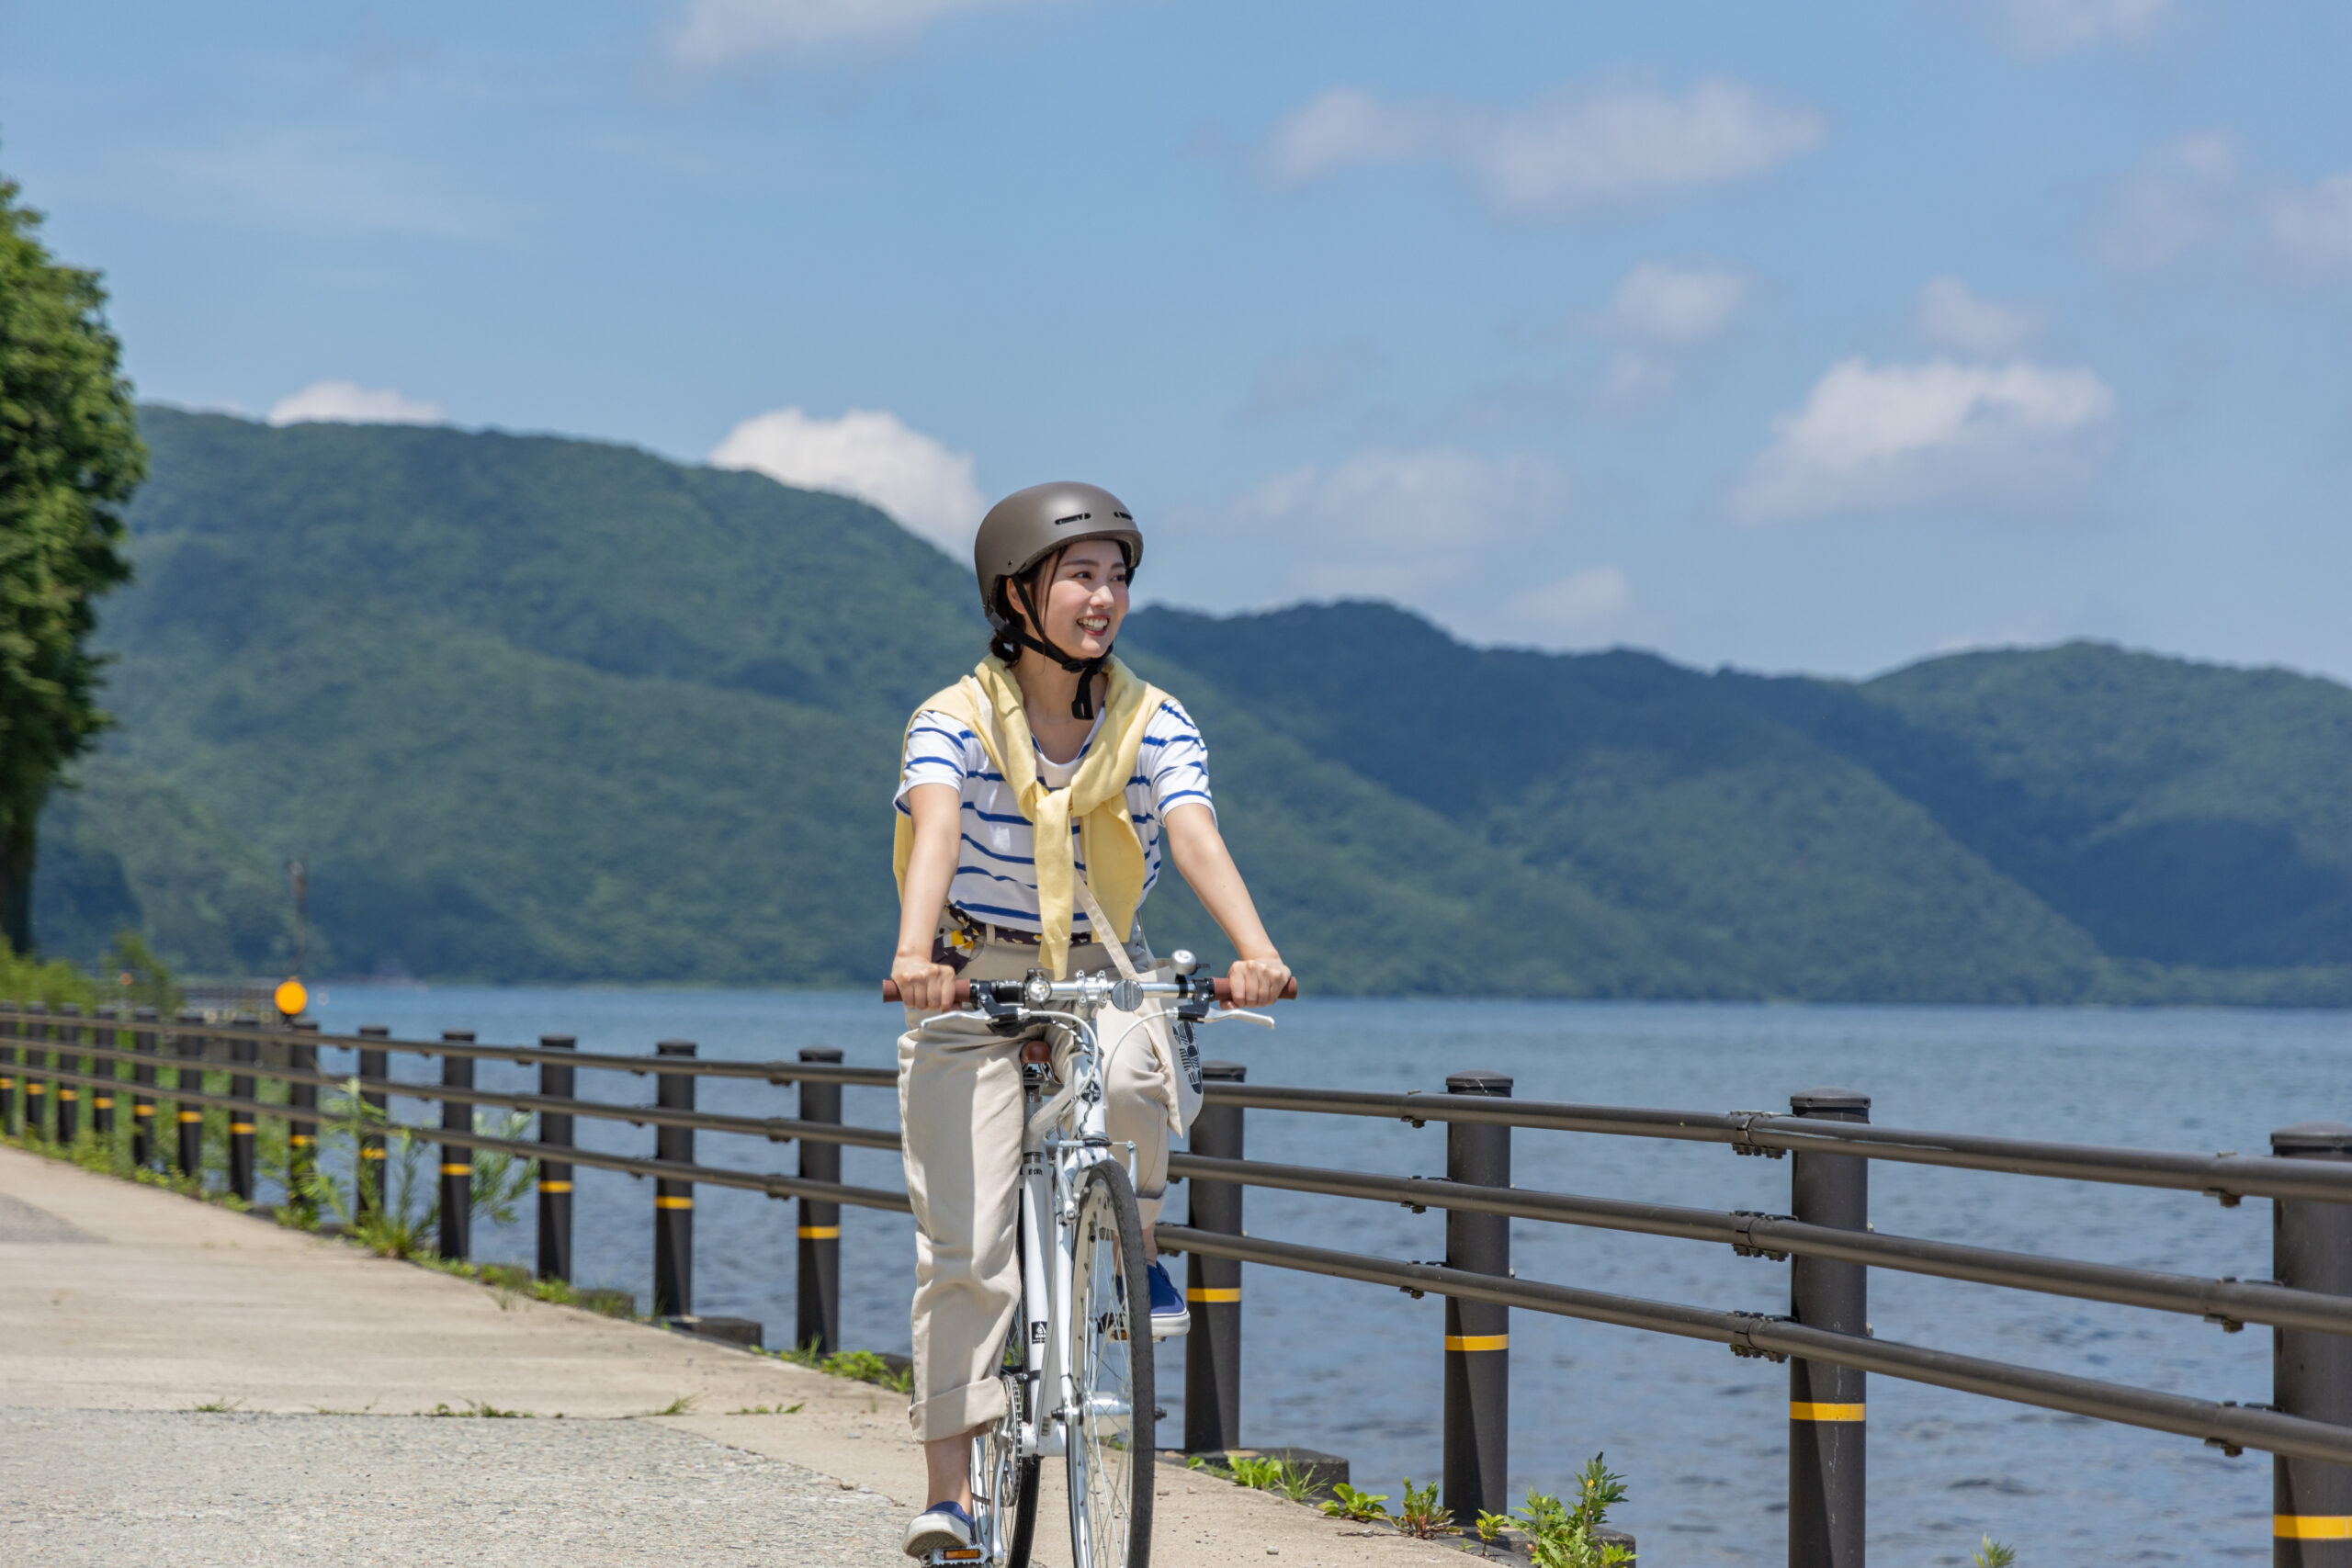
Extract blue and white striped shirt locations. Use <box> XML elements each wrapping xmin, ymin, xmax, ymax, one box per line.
<box><xmin>896</xmin><ymin>698</ymin><xmax>1215</xmax><ymax>935</ymax></box>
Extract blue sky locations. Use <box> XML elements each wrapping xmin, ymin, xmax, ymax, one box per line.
<box><xmin>6</xmin><ymin>0</ymin><xmax>2349</xmax><ymax>681</ymax></box>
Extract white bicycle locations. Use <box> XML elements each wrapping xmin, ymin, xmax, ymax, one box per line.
<box><xmin>886</xmin><ymin>954</ymin><xmax>1290</xmax><ymax>1568</ymax></box>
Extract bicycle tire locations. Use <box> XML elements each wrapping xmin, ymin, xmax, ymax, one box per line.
<box><xmin>1067</xmin><ymin>1157</ymin><xmax>1154</xmax><ymax>1568</ymax></box>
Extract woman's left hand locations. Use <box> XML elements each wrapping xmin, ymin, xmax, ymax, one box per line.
<box><xmin>1224</xmin><ymin>953</ymin><xmax>1292</xmax><ymax>1009</ymax></box>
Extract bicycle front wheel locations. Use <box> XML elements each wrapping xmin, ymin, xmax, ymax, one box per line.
<box><xmin>1067</xmin><ymin>1157</ymin><xmax>1153</xmax><ymax>1568</ymax></box>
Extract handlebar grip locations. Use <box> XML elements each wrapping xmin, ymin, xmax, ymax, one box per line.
<box><xmin>882</xmin><ymin>978</ymin><xmax>974</xmax><ymax>1004</ymax></box>
<box><xmin>1211</xmin><ymin>976</ymin><xmax>1299</xmax><ymax>1001</ymax></box>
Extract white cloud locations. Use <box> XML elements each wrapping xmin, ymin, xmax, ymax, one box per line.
<box><xmin>1983</xmin><ymin>0</ymin><xmax>2169</xmax><ymax>59</ymax></box>
<box><xmin>666</xmin><ymin>0</ymin><xmax>1054</xmax><ymax>64</ymax></box>
<box><xmin>1262</xmin><ymin>77</ymin><xmax>1825</xmax><ymax>219</ymax></box>
<box><xmin>1603</xmin><ymin>263</ymin><xmax>1748</xmax><ymax>344</ymax></box>
<box><xmin>266</xmin><ymin>381</ymin><xmax>447</xmax><ymax>426</ymax></box>
<box><xmin>1729</xmin><ymin>358</ymin><xmax>2115</xmax><ymax>524</ymax></box>
<box><xmin>1914</xmin><ymin>276</ymin><xmax>2043</xmax><ymax>355</ymax></box>
<box><xmin>1225</xmin><ymin>446</ymin><xmax>1570</xmax><ymax>602</ymax></box>
<box><xmin>708</xmin><ymin>406</ymin><xmax>983</xmax><ymax>549</ymax></box>
<box><xmin>2268</xmin><ymin>173</ymin><xmax>2352</xmax><ymax>274</ymax></box>
<box><xmin>1502</xmin><ymin>566</ymin><xmax>1636</xmax><ymax>645</ymax></box>
<box><xmin>2096</xmin><ymin>130</ymin><xmax>2245</xmax><ymax>269</ymax></box>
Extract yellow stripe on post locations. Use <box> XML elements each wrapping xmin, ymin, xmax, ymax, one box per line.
<box><xmin>94</xmin><ymin>1097</ymin><xmax>114</xmax><ymax>1109</ymax></box>
<box><xmin>797</xmin><ymin>1224</ymin><xmax>839</xmax><ymax>1239</ymax></box>
<box><xmin>1790</xmin><ymin>1403</ymin><xmax>1868</xmax><ymax>1422</ymax></box>
<box><xmin>1444</xmin><ymin>1334</ymin><xmax>1509</xmax><ymax>1352</ymax></box>
<box><xmin>439</xmin><ymin>1163</ymin><xmax>470</xmax><ymax>1176</ymax></box>
<box><xmin>229</xmin><ymin>1122</ymin><xmax>254</xmax><ymax>1134</ymax></box>
<box><xmin>2278</xmin><ymin>1516</ymin><xmax>2352</xmax><ymax>1540</ymax></box>
<box><xmin>177</xmin><ymin>1110</ymin><xmax>201</xmax><ymax>1122</ymax></box>
<box><xmin>132</xmin><ymin>1104</ymin><xmax>154</xmax><ymax>1116</ymax></box>
<box><xmin>288</xmin><ymin>1134</ymin><xmax>313</xmax><ymax>1147</ymax></box>
<box><xmin>537</xmin><ymin>1180</ymin><xmax>573</xmax><ymax>1193</ymax></box>
<box><xmin>59</xmin><ymin>1089</ymin><xmax>77</xmax><ymax>1100</ymax></box>
<box><xmin>361</xmin><ymin>1147</ymin><xmax>386</xmax><ymax>1159</ymax></box>
<box><xmin>1187</xmin><ymin>1287</ymin><xmax>1240</xmax><ymax>1303</ymax></box>
<box><xmin>654</xmin><ymin>1196</ymin><xmax>694</xmax><ymax>1210</ymax></box>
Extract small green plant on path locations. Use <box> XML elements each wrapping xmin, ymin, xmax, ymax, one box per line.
<box><xmin>1973</xmin><ymin>1536</ymin><xmax>2017</xmax><ymax>1567</ymax></box>
<box><xmin>1393</xmin><ymin>1476</ymin><xmax>1453</xmax><ymax>1539</ymax></box>
<box><xmin>1516</xmin><ymin>1452</ymin><xmax>1632</xmax><ymax>1568</ymax></box>
<box><xmin>426</xmin><ymin>1400</ymin><xmax>533</xmax><ymax>1418</ymax></box>
<box><xmin>727</xmin><ymin>1402</ymin><xmax>806</xmax><ymax>1416</ymax></box>
<box><xmin>1220</xmin><ymin>1454</ymin><xmax>1318</xmax><ymax>1504</ymax></box>
<box><xmin>185</xmin><ymin>1397</ymin><xmax>243</xmax><ymax>1413</ymax></box>
<box><xmin>1474</xmin><ymin>1509</ymin><xmax>1514</xmax><ymax>1550</ymax></box>
<box><xmin>767</xmin><ymin>1339</ymin><xmax>914</xmax><ymax>1394</ymax></box>
<box><xmin>643</xmin><ymin>1394</ymin><xmax>698</xmax><ymax>1417</ymax></box>
<box><xmin>1318</xmin><ymin>1483</ymin><xmax>1391</xmax><ymax>1524</ymax></box>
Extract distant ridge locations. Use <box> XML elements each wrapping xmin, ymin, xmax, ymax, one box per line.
<box><xmin>35</xmin><ymin>407</ymin><xmax>2351</xmax><ymax>1002</ymax></box>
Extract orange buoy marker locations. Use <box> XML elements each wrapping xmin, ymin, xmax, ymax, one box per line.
<box><xmin>274</xmin><ymin>977</ymin><xmax>309</xmax><ymax>1019</ymax></box>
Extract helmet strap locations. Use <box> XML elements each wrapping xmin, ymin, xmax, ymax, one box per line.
<box><xmin>1011</xmin><ymin>571</ymin><xmax>1110</xmax><ymax>721</ymax></box>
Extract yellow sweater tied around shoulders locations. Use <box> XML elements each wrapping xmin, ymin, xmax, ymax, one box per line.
<box><xmin>894</xmin><ymin>656</ymin><xmax>1167</xmax><ymax>980</ymax></box>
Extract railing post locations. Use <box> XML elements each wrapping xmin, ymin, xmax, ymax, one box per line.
<box><xmin>796</xmin><ymin>1046</ymin><xmax>843</xmax><ymax>1355</ymax></box>
<box><xmin>0</xmin><ymin>1001</ymin><xmax>17</xmax><ymax>1137</ymax></box>
<box><xmin>1790</xmin><ymin>1087</ymin><xmax>1871</xmax><ymax>1568</ymax></box>
<box><xmin>1443</xmin><ymin>1069</ymin><xmax>1512</xmax><ymax>1525</ymax></box>
<box><xmin>288</xmin><ymin>1020</ymin><xmax>319</xmax><ymax>1201</ymax></box>
<box><xmin>653</xmin><ymin>1040</ymin><xmax>695</xmax><ymax>1320</ymax></box>
<box><xmin>2273</xmin><ymin>1121</ymin><xmax>2352</xmax><ymax>1567</ymax></box>
<box><xmin>228</xmin><ymin>1015</ymin><xmax>258</xmax><ymax>1202</ymax></box>
<box><xmin>90</xmin><ymin>1006</ymin><xmax>118</xmax><ymax>1140</ymax></box>
<box><xmin>1185</xmin><ymin>1060</ymin><xmax>1249</xmax><ymax>1455</ymax></box>
<box><xmin>54</xmin><ymin>1002</ymin><xmax>82</xmax><ymax>1145</ymax></box>
<box><xmin>356</xmin><ymin>1026</ymin><xmax>390</xmax><ymax>1220</ymax></box>
<box><xmin>174</xmin><ymin>1011</ymin><xmax>204</xmax><ymax>1180</ymax></box>
<box><xmin>130</xmin><ymin>1006</ymin><xmax>159</xmax><ymax>1167</ymax></box>
<box><xmin>438</xmin><ymin>1032</ymin><xmax>474</xmax><ymax>1261</ymax></box>
<box><xmin>23</xmin><ymin>1001</ymin><xmax>49</xmax><ymax>1140</ymax></box>
<box><xmin>537</xmin><ymin>1035</ymin><xmax>577</xmax><ymax>1282</ymax></box>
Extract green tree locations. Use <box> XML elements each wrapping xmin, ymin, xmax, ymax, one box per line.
<box><xmin>0</xmin><ymin>163</ymin><xmax>143</xmax><ymax>955</ymax></box>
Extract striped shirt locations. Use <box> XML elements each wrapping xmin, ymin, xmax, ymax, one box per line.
<box><xmin>896</xmin><ymin>698</ymin><xmax>1214</xmax><ymax>936</ymax></box>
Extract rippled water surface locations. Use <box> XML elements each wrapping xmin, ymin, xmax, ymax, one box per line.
<box><xmin>308</xmin><ymin>988</ymin><xmax>2349</xmax><ymax>1564</ymax></box>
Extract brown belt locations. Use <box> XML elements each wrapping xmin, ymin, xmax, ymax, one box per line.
<box><xmin>948</xmin><ymin>910</ymin><xmax>1116</xmax><ymax>949</ymax></box>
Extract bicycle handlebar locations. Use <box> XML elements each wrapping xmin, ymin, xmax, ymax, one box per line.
<box><xmin>882</xmin><ymin>974</ymin><xmax>1297</xmax><ymax>1005</ymax></box>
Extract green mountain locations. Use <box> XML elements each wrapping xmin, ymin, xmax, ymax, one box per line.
<box><xmin>30</xmin><ymin>407</ymin><xmax>2352</xmax><ymax>1001</ymax></box>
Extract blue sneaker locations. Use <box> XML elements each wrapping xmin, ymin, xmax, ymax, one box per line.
<box><xmin>1145</xmin><ymin>1258</ymin><xmax>1190</xmax><ymax>1339</ymax></box>
<box><xmin>902</xmin><ymin>1500</ymin><xmax>977</xmax><ymax>1559</ymax></box>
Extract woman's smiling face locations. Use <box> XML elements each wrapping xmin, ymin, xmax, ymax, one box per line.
<box><xmin>1026</xmin><ymin>538</ymin><xmax>1130</xmax><ymax>660</ymax></box>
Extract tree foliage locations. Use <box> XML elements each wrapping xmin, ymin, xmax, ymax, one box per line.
<box><xmin>0</xmin><ymin>164</ymin><xmax>143</xmax><ymax>953</ymax></box>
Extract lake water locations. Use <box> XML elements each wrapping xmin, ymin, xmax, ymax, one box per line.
<box><xmin>304</xmin><ymin>987</ymin><xmax>2350</xmax><ymax>1565</ymax></box>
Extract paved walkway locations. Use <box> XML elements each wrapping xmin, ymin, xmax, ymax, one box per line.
<box><xmin>0</xmin><ymin>1145</ymin><xmax>1477</xmax><ymax>1567</ymax></box>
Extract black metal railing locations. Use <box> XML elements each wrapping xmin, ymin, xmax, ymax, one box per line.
<box><xmin>1</xmin><ymin>999</ymin><xmax>2346</xmax><ymax>1565</ymax></box>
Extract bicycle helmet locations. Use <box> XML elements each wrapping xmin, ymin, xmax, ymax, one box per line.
<box><xmin>973</xmin><ymin>481</ymin><xmax>1145</xmax><ymax>719</ymax></box>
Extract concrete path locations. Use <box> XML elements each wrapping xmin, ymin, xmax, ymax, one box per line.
<box><xmin>0</xmin><ymin>1145</ymin><xmax>1478</xmax><ymax>1567</ymax></box>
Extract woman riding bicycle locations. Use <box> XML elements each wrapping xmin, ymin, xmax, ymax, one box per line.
<box><xmin>890</xmin><ymin>481</ymin><xmax>1291</xmax><ymax>1559</ymax></box>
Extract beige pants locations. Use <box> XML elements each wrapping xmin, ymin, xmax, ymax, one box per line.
<box><xmin>898</xmin><ymin>927</ymin><xmax>1183</xmax><ymax>1441</ymax></box>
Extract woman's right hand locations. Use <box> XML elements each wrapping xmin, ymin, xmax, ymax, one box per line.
<box><xmin>891</xmin><ymin>951</ymin><xmax>962</xmax><ymax>1013</ymax></box>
